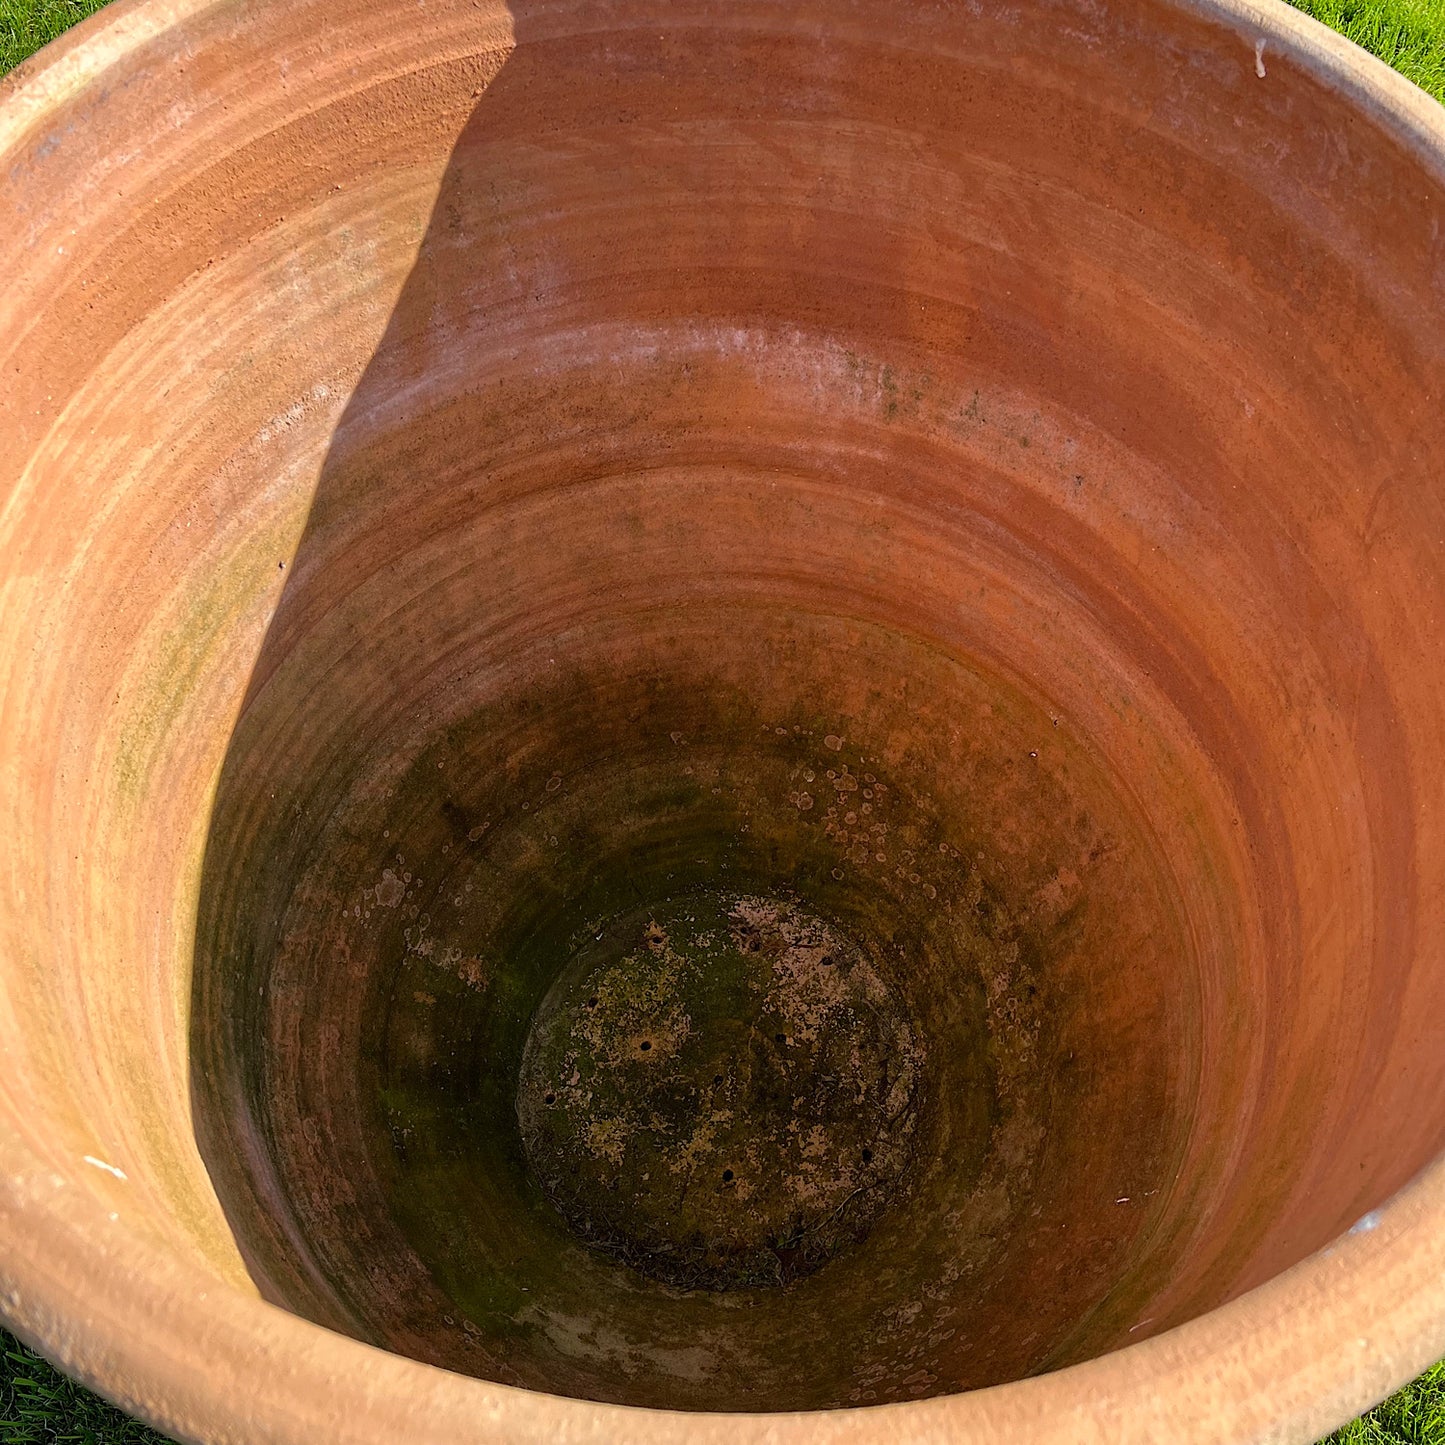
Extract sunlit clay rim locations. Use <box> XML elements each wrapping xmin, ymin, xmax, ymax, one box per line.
<box><xmin>2</xmin><ymin>0</ymin><xmax>1444</xmax><ymax>1440</ymax></box>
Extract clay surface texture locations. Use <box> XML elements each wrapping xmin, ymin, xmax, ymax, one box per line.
<box><xmin>2</xmin><ymin>0</ymin><xmax>1445</xmax><ymax>1442</ymax></box>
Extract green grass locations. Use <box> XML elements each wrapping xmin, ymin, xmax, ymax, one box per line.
<box><xmin>1326</xmin><ymin>1360</ymin><xmax>1445</xmax><ymax>1444</ymax></box>
<box><xmin>2</xmin><ymin>0</ymin><xmax>1445</xmax><ymax>1441</ymax></box>
<box><xmin>2</xmin><ymin>1335</ymin><xmax>168</xmax><ymax>1445</ymax></box>
<box><xmin>0</xmin><ymin>0</ymin><xmax>106</xmax><ymax>74</ymax></box>
<box><xmin>1287</xmin><ymin>0</ymin><xmax>1445</xmax><ymax>101</ymax></box>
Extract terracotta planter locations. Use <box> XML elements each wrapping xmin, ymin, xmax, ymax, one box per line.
<box><xmin>2</xmin><ymin>0</ymin><xmax>1444</xmax><ymax>1439</ymax></box>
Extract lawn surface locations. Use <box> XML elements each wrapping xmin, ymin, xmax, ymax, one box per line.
<box><xmin>2</xmin><ymin>0</ymin><xmax>1445</xmax><ymax>1441</ymax></box>
<box><xmin>0</xmin><ymin>0</ymin><xmax>103</xmax><ymax>73</ymax></box>
<box><xmin>1288</xmin><ymin>0</ymin><xmax>1445</xmax><ymax>99</ymax></box>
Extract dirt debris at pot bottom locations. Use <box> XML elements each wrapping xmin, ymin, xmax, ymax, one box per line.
<box><xmin>516</xmin><ymin>891</ymin><xmax>923</xmax><ymax>1289</ymax></box>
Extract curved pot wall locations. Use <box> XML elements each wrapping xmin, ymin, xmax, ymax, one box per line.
<box><xmin>2</xmin><ymin>0</ymin><xmax>1444</xmax><ymax>1440</ymax></box>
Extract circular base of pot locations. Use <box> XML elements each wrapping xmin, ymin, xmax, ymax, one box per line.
<box><xmin>516</xmin><ymin>890</ymin><xmax>922</xmax><ymax>1290</ymax></box>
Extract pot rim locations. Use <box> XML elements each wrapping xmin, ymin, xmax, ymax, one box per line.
<box><xmin>2</xmin><ymin>0</ymin><xmax>1444</xmax><ymax>1440</ymax></box>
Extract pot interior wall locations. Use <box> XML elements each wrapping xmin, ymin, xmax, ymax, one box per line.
<box><xmin>4</xmin><ymin>0</ymin><xmax>1445</xmax><ymax>1419</ymax></box>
